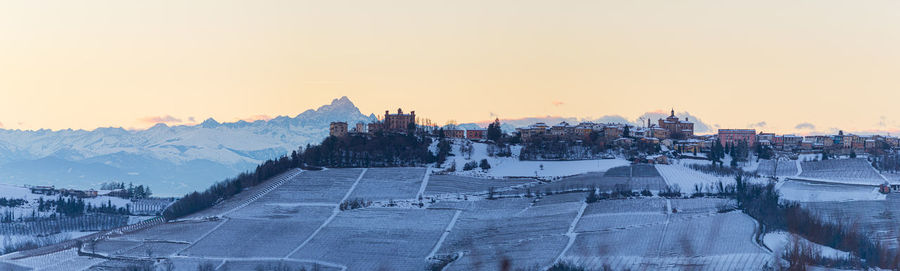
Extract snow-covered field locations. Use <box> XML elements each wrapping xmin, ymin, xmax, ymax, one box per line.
<box><xmin>444</xmin><ymin>140</ymin><xmax>629</xmax><ymax>179</ymax></box>
<box><xmin>778</xmin><ymin>180</ymin><xmax>885</xmax><ymax>202</ymax></box>
<box><xmin>656</xmin><ymin>164</ymin><xmax>735</xmax><ymax>192</ymax></box>
<box><xmin>564</xmin><ymin>199</ymin><xmax>772</xmax><ymax>270</ymax></box>
<box><xmin>800</xmin><ymin>193</ymin><xmax>900</xmax><ymax>251</ymax></box>
<box><xmin>1</xmin><ymin>167</ymin><xmax>779</xmax><ymax>270</ymax></box>
<box><xmin>757</xmin><ymin>160</ymin><xmax>799</xmax><ymax>177</ymax></box>
<box><xmin>795</xmin><ymin>159</ymin><xmax>886</xmax><ymax>185</ymax></box>
<box><xmin>763</xmin><ymin>231</ymin><xmax>851</xmax><ymax>260</ymax></box>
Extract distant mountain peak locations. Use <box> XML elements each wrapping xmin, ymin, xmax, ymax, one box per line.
<box><xmin>200</xmin><ymin>118</ymin><xmax>221</xmax><ymax>128</ymax></box>
<box><xmin>331</xmin><ymin>96</ymin><xmax>353</xmax><ymax>106</ymax></box>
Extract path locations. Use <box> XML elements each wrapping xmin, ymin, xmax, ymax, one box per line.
<box><xmin>425</xmin><ymin>210</ymin><xmax>462</xmax><ymax>260</ymax></box>
<box><xmin>285</xmin><ymin>168</ymin><xmax>368</xmax><ymax>259</ymax></box>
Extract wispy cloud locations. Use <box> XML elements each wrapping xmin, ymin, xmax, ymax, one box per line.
<box><xmin>0</xmin><ymin>121</ymin><xmax>3</xmax><ymax>128</ymax></box>
<box><xmin>139</xmin><ymin>115</ymin><xmax>182</xmax><ymax>124</ymax></box>
<box><xmin>188</xmin><ymin>116</ymin><xmax>196</xmax><ymax>123</ymax></box>
<box><xmin>552</xmin><ymin>101</ymin><xmax>564</xmax><ymax>107</ymax></box>
<box><xmin>749</xmin><ymin>121</ymin><xmax>767</xmax><ymax>128</ymax></box>
<box><xmin>635</xmin><ymin>110</ymin><xmax>713</xmax><ymax>133</ymax></box>
<box><xmin>795</xmin><ymin>122</ymin><xmax>816</xmax><ymax>130</ymax></box>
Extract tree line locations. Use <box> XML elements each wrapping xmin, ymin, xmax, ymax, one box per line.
<box><xmin>99</xmin><ymin>182</ymin><xmax>153</xmax><ymax>199</ymax></box>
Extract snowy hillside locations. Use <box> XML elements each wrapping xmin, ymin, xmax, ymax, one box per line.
<box><xmin>0</xmin><ymin>97</ymin><xmax>374</xmax><ymax>196</ymax></box>
<box><xmin>439</xmin><ymin>139</ymin><xmax>629</xmax><ymax>179</ymax></box>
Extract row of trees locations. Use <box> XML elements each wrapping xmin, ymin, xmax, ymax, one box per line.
<box><xmin>520</xmin><ymin>136</ymin><xmax>608</xmax><ymax>160</ymax></box>
<box><xmin>0</xmin><ymin>198</ymin><xmax>26</xmax><ymax>208</ymax></box>
<box><xmin>100</xmin><ymin>182</ymin><xmax>153</xmax><ymax>199</ymax></box>
<box><xmin>34</xmin><ymin>197</ymin><xmax>130</xmax><ymax>217</ymax></box>
<box><xmin>301</xmin><ymin>133</ymin><xmax>435</xmax><ymax>168</ymax></box>
<box><xmin>163</xmin><ymin>153</ymin><xmax>299</xmax><ymax>220</ymax></box>
<box><xmin>733</xmin><ymin>175</ymin><xmax>897</xmax><ymax>269</ymax></box>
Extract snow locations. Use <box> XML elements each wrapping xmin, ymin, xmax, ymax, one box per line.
<box><xmin>3</xmin><ymin>168</ymin><xmax>778</xmax><ymax>270</ymax></box>
<box><xmin>443</xmin><ymin>140</ymin><xmax>629</xmax><ymax>179</ymax></box>
<box><xmin>794</xmin><ymin>158</ymin><xmax>886</xmax><ymax>185</ymax></box>
<box><xmin>564</xmin><ymin>200</ymin><xmax>771</xmax><ymax>270</ymax></box>
<box><xmin>656</xmin><ymin>164</ymin><xmax>734</xmax><ymax>191</ymax></box>
<box><xmin>778</xmin><ymin>180</ymin><xmax>885</xmax><ymax>202</ymax></box>
<box><xmin>764</xmin><ymin>231</ymin><xmax>851</xmax><ymax>260</ymax></box>
<box><xmin>0</xmin><ymin>97</ymin><xmax>375</xmax><ymax>196</ymax></box>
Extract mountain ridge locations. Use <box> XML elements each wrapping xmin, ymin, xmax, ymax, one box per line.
<box><xmin>0</xmin><ymin>96</ymin><xmax>374</xmax><ymax>196</ymax></box>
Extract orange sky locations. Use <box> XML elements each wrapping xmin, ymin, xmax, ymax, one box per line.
<box><xmin>2</xmin><ymin>1</ymin><xmax>900</xmax><ymax>134</ymax></box>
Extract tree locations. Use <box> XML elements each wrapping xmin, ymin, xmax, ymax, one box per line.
<box><xmin>479</xmin><ymin>159</ymin><xmax>491</xmax><ymax>171</ymax></box>
<box><xmin>487</xmin><ymin>118</ymin><xmax>503</xmax><ymax>142</ymax></box>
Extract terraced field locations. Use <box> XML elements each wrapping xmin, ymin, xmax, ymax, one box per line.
<box><xmin>796</xmin><ymin>158</ymin><xmax>885</xmax><ymax>185</ymax></box>
<box><xmin>0</xmin><ymin>167</ymin><xmax>774</xmax><ymax>270</ymax></box>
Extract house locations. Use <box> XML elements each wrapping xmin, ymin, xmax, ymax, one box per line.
<box><xmin>650</xmin><ymin>127</ymin><xmax>669</xmax><ymax>140</ymax></box>
<box><xmin>108</xmin><ymin>189</ymin><xmax>130</xmax><ymax>198</ymax></box>
<box><xmin>60</xmin><ymin>189</ymin><xmax>98</xmax><ymax>198</ymax></box>
<box><xmin>604</xmin><ymin>125</ymin><xmax>623</xmax><ymax>140</ymax></box>
<box><xmin>517</xmin><ymin>123</ymin><xmax>550</xmax><ymax>141</ymax></box>
<box><xmin>573</xmin><ymin>122</ymin><xmax>595</xmax><ymax>140</ymax></box>
<box><xmin>550</xmin><ymin>122</ymin><xmax>571</xmax><ymax>136</ymax></box>
<box><xmin>444</xmin><ymin>129</ymin><xmax>465</xmax><ymax>139</ymax></box>
<box><xmin>466</xmin><ymin>129</ymin><xmax>486</xmax><ymax>140</ymax></box>
<box><xmin>675</xmin><ymin>139</ymin><xmax>702</xmax><ymax>154</ymax></box>
<box><xmin>718</xmin><ymin>129</ymin><xmax>757</xmax><ymax>147</ymax></box>
<box><xmin>329</xmin><ymin>122</ymin><xmax>348</xmax><ymax>137</ymax></box>
<box><xmin>30</xmin><ymin>186</ymin><xmax>56</xmax><ymax>195</ymax></box>
<box><xmin>645</xmin><ymin>154</ymin><xmax>669</xmax><ymax>164</ymax></box>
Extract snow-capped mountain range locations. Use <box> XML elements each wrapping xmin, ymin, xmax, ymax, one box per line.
<box><xmin>0</xmin><ymin>97</ymin><xmax>374</xmax><ymax>196</ymax></box>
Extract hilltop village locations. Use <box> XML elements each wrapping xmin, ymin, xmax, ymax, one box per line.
<box><xmin>331</xmin><ymin>108</ymin><xmax>900</xmax><ymax>167</ymax></box>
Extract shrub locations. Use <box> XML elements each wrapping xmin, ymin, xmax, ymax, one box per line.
<box><xmin>339</xmin><ymin>198</ymin><xmax>372</xmax><ymax>211</ymax></box>
<box><xmin>479</xmin><ymin>159</ymin><xmax>491</xmax><ymax>171</ymax></box>
<box><xmin>585</xmin><ymin>190</ymin><xmax>599</xmax><ymax>203</ymax></box>
<box><xmin>658</xmin><ymin>185</ymin><xmax>682</xmax><ymax>198</ymax></box>
<box><xmin>640</xmin><ymin>188</ymin><xmax>653</xmax><ymax>197</ymax></box>
<box><xmin>462</xmin><ymin>161</ymin><xmax>479</xmax><ymax>171</ymax></box>
<box><xmin>547</xmin><ymin>261</ymin><xmax>591</xmax><ymax>271</ymax></box>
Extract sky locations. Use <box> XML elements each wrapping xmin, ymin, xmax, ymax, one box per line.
<box><xmin>2</xmin><ymin>0</ymin><xmax>900</xmax><ymax>135</ymax></box>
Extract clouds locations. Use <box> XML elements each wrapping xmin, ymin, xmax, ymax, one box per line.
<box><xmin>749</xmin><ymin>121</ymin><xmax>767</xmax><ymax>128</ymax></box>
<box><xmin>139</xmin><ymin>115</ymin><xmax>182</xmax><ymax>125</ymax></box>
<box><xmin>795</xmin><ymin>122</ymin><xmax>816</xmax><ymax>130</ymax></box>
<box><xmin>551</xmin><ymin>101</ymin><xmax>565</xmax><ymax>107</ymax></box>
<box><xmin>635</xmin><ymin>110</ymin><xmax>714</xmax><ymax>133</ymax></box>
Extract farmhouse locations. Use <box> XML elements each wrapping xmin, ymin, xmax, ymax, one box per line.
<box><xmin>29</xmin><ymin>186</ymin><xmax>56</xmax><ymax>195</ymax></box>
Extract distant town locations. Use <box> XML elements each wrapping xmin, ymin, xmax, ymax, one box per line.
<box><xmin>330</xmin><ymin>108</ymin><xmax>900</xmax><ymax>161</ymax></box>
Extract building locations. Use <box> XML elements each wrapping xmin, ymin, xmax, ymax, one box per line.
<box><xmin>675</xmin><ymin>139</ymin><xmax>702</xmax><ymax>154</ymax></box>
<box><xmin>650</xmin><ymin>127</ymin><xmax>669</xmax><ymax>140</ymax></box>
<box><xmin>517</xmin><ymin>123</ymin><xmax>550</xmax><ymax>141</ymax></box>
<box><xmin>329</xmin><ymin>122</ymin><xmax>348</xmax><ymax>137</ymax></box>
<box><xmin>550</xmin><ymin>122</ymin><xmax>572</xmax><ymax>136</ymax></box>
<box><xmin>382</xmin><ymin>108</ymin><xmax>416</xmax><ymax>132</ymax></box>
<box><xmin>466</xmin><ymin>129</ymin><xmax>486</xmax><ymax>140</ymax></box>
<box><xmin>718</xmin><ymin>129</ymin><xmax>757</xmax><ymax>147</ymax></box>
<box><xmin>658</xmin><ymin>109</ymin><xmax>694</xmax><ymax>138</ymax></box>
<box><xmin>444</xmin><ymin>129</ymin><xmax>465</xmax><ymax>139</ymax></box>
<box><xmin>30</xmin><ymin>186</ymin><xmax>56</xmax><ymax>195</ymax></box>
<box><xmin>352</xmin><ymin>122</ymin><xmax>366</xmax><ymax>133</ymax></box>
<box><xmin>604</xmin><ymin>125</ymin><xmax>624</xmax><ymax>140</ymax></box>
